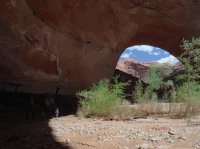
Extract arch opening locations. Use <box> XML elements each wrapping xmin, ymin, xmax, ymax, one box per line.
<box><xmin>119</xmin><ymin>45</ymin><xmax>179</xmax><ymax>65</ymax></box>
<box><xmin>113</xmin><ymin>45</ymin><xmax>182</xmax><ymax>103</ymax></box>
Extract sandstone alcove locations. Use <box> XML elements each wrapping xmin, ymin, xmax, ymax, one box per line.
<box><xmin>0</xmin><ymin>1</ymin><xmax>200</xmax><ymax>149</ymax></box>
<box><xmin>0</xmin><ymin>0</ymin><xmax>200</xmax><ymax>95</ymax></box>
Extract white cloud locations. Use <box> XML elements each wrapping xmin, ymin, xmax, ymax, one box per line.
<box><xmin>164</xmin><ymin>51</ymin><xmax>169</xmax><ymax>55</ymax></box>
<box><xmin>127</xmin><ymin>45</ymin><xmax>153</xmax><ymax>53</ymax></box>
<box><xmin>150</xmin><ymin>52</ymin><xmax>160</xmax><ymax>56</ymax></box>
<box><xmin>157</xmin><ymin>55</ymin><xmax>179</xmax><ymax>65</ymax></box>
<box><xmin>129</xmin><ymin>51</ymin><xmax>133</xmax><ymax>55</ymax></box>
<box><xmin>121</xmin><ymin>53</ymin><xmax>130</xmax><ymax>59</ymax></box>
<box><xmin>127</xmin><ymin>45</ymin><xmax>161</xmax><ymax>56</ymax></box>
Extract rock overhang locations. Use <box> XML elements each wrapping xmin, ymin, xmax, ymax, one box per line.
<box><xmin>0</xmin><ymin>0</ymin><xmax>199</xmax><ymax>94</ymax></box>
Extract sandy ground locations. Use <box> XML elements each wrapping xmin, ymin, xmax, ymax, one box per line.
<box><xmin>49</xmin><ymin>115</ymin><xmax>200</xmax><ymax>149</ymax></box>
<box><xmin>1</xmin><ymin>115</ymin><xmax>200</xmax><ymax>149</ymax></box>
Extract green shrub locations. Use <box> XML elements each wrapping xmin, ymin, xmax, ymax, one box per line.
<box><xmin>77</xmin><ymin>77</ymin><xmax>129</xmax><ymax>117</ymax></box>
<box><xmin>176</xmin><ymin>81</ymin><xmax>200</xmax><ymax>102</ymax></box>
<box><xmin>173</xmin><ymin>37</ymin><xmax>200</xmax><ymax>116</ymax></box>
<box><xmin>151</xmin><ymin>91</ymin><xmax>158</xmax><ymax>101</ymax></box>
<box><xmin>169</xmin><ymin>86</ymin><xmax>177</xmax><ymax>102</ymax></box>
<box><xmin>141</xmin><ymin>87</ymin><xmax>157</xmax><ymax>102</ymax></box>
<box><xmin>177</xmin><ymin>37</ymin><xmax>200</xmax><ymax>82</ymax></box>
<box><xmin>144</xmin><ymin>64</ymin><xmax>173</xmax><ymax>101</ymax></box>
<box><xmin>133</xmin><ymin>79</ymin><xmax>144</xmax><ymax>103</ymax></box>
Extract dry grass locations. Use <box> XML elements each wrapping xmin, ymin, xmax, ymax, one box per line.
<box><xmin>106</xmin><ymin>106</ymin><xmax>137</xmax><ymax>120</ymax></box>
<box><xmin>128</xmin><ymin>102</ymin><xmax>200</xmax><ymax>118</ymax></box>
<box><xmin>169</xmin><ymin>102</ymin><xmax>200</xmax><ymax>118</ymax></box>
<box><xmin>78</xmin><ymin>101</ymin><xmax>200</xmax><ymax>120</ymax></box>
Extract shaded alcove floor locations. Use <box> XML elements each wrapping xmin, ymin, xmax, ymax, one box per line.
<box><xmin>0</xmin><ymin>91</ymin><xmax>78</xmax><ymax>149</ymax></box>
<box><xmin>0</xmin><ymin>114</ymin><xmax>74</xmax><ymax>149</ymax></box>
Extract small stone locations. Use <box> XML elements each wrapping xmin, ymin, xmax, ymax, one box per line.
<box><xmin>156</xmin><ymin>145</ymin><xmax>169</xmax><ymax>149</ymax></box>
<box><xmin>168</xmin><ymin>130</ymin><xmax>176</xmax><ymax>135</ymax></box>
<box><xmin>168</xmin><ymin>138</ymin><xmax>175</xmax><ymax>143</ymax></box>
<box><xmin>137</xmin><ymin>144</ymin><xmax>149</xmax><ymax>149</ymax></box>
<box><xmin>65</xmin><ymin>139</ymin><xmax>70</xmax><ymax>144</ymax></box>
<box><xmin>194</xmin><ymin>141</ymin><xmax>200</xmax><ymax>148</ymax></box>
<box><xmin>178</xmin><ymin>136</ymin><xmax>187</xmax><ymax>141</ymax></box>
<box><xmin>148</xmin><ymin>136</ymin><xmax>161</xmax><ymax>142</ymax></box>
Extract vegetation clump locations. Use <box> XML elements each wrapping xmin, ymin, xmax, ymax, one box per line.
<box><xmin>143</xmin><ymin>64</ymin><xmax>173</xmax><ymax>101</ymax></box>
<box><xmin>176</xmin><ymin>38</ymin><xmax>200</xmax><ymax>101</ymax></box>
<box><xmin>177</xmin><ymin>38</ymin><xmax>200</xmax><ymax>82</ymax></box>
<box><xmin>133</xmin><ymin>79</ymin><xmax>144</xmax><ymax>103</ymax></box>
<box><xmin>77</xmin><ymin>37</ymin><xmax>200</xmax><ymax>118</ymax></box>
<box><xmin>77</xmin><ymin>76</ymin><xmax>129</xmax><ymax>118</ymax></box>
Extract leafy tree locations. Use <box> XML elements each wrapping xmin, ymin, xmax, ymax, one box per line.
<box><xmin>133</xmin><ymin>79</ymin><xmax>144</xmax><ymax>102</ymax></box>
<box><xmin>161</xmin><ymin>80</ymin><xmax>174</xmax><ymax>101</ymax></box>
<box><xmin>144</xmin><ymin>64</ymin><xmax>173</xmax><ymax>101</ymax></box>
<box><xmin>110</xmin><ymin>75</ymin><xmax>130</xmax><ymax>99</ymax></box>
<box><xmin>175</xmin><ymin>37</ymin><xmax>200</xmax><ymax>103</ymax></box>
<box><xmin>145</xmin><ymin>64</ymin><xmax>172</xmax><ymax>91</ymax></box>
<box><xmin>177</xmin><ymin>37</ymin><xmax>200</xmax><ymax>82</ymax></box>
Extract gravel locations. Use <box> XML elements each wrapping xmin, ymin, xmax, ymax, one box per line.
<box><xmin>48</xmin><ymin>115</ymin><xmax>200</xmax><ymax>149</ymax></box>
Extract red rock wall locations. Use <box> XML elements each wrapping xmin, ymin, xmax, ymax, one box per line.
<box><xmin>117</xmin><ymin>59</ymin><xmax>155</xmax><ymax>80</ymax></box>
<box><xmin>0</xmin><ymin>0</ymin><xmax>199</xmax><ymax>94</ymax></box>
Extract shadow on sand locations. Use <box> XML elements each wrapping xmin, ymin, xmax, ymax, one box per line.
<box><xmin>0</xmin><ymin>91</ymin><xmax>79</xmax><ymax>149</ymax></box>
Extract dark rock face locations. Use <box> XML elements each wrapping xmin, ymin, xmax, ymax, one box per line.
<box><xmin>172</xmin><ymin>62</ymin><xmax>185</xmax><ymax>73</ymax></box>
<box><xmin>116</xmin><ymin>59</ymin><xmax>164</xmax><ymax>81</ymax></box>
<box><xmin>164</xmin><ymin>62</ymin><xmax>185</xmax><ymax>85</ymax></box>
<box><xmin>0</xmin><ymin>0</ymin><xmax>200</xmax><ymax>94</ymax></box>
<box><xmin>115</xmin><ymin>59</ymin><xmax>172</xmax><ymax>100</ymax></box>
<box><xmin>113</xmin><ymin>69</ymin><xmax>147</xmax><ymax>102</ymax></box>
<box><xmin>115</xmin><ymin>60</ymin><xmax>185</xmax><ymax>101</ymax></box>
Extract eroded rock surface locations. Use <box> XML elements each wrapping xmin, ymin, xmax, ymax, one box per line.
<box><xmin>116</xmin><ymin>59</ymin><xmax>163</xmax><ymax>80</ymax></box>
<box><xmin>0</xmin><ymin>0</ymin><xmax>200</xmax><ymax>94</ymax></box>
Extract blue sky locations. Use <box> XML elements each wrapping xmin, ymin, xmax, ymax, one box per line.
<box><xmin>120</xmin><ymin>45</ymin><xmax>179</xmax><ymax>65</ymax></box>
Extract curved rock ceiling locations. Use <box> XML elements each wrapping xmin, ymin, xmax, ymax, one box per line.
<box><xmin>0</xmin><ymin>0</ymin><xmax>200</xmax><ymax>94</ymax></box>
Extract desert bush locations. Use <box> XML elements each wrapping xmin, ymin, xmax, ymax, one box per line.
<box><xmin>144</xmin><ymin>64</ymin><xmax>173</xmax><ymax>101</ymax></box>
<box><xmin>176</xmin><ymin>81</ymin><xmax>200</xmax><ymax>102</ymax></box>
<box><xmin>168</xmin><ymin>86</ymin><xmax>177</xmax><ymax>102</ymax></box>
<box><xmin>172</xmin><ymin>81</ymin><xmax>200</xmax><ymax>117</ymax></box>
<box><xmin>177</xmin><ymin>37</ymin><xmax>200</xmax><ymax>82</ymax></box>
<box><xmin>133</xmin><ymin>79</ymin><xmax>144</xmax><ymax>103</ymax></box>
<box><xmin>77</xmin><ymin>77</ymin><xmax>129</xmax><ymax>118</ymax></box>
<box><xmin>141</xmin><ymin>87</ymin><xmax>158</xmax><ymax>102</ymax></box>
<box><xmin>173</xmin><ymin>37</ymin><xmax>200</xmax><ymax>117</ymax></box>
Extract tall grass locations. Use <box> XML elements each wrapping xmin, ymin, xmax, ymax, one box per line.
<box><xmin>174</xmin><ymin>81</ymin><xmax>200</xmax><ymax>117</ymax></box>
<box><xmin>176</xmin><ymin>81</ymin><xmax>200</xmax><ymax>102</ymax></box>
<box><xmin>77</xmin><ymin>77</ymin><xmax>129</xmax><ymax>118</ymax></box>
<box><xmin>133</xmin><ymin>79</ymin><xmax>144</xmax><ymax>103</ymax></box>
<box><xmin>77</xmin><ymin>79</ymin><xmax>200</xmax><ymax>119</ymax></box>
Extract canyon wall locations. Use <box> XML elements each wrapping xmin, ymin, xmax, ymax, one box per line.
<box><xmin>0</xmin><ymin>0</ymin><xmax>199</xmax><ymax>94</ymax></box>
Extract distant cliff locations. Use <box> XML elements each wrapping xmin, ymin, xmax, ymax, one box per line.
<box><xmin>116</xmin><ymin>59</ymin><xmax>173</xmax><ymax>81</ymax></box>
